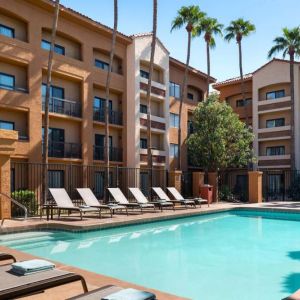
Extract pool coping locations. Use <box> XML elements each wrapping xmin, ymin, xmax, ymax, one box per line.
<box><xmin>2</xmin><ymin>204</ymin><xmax>300</xmax><ymax>234</ymax></box>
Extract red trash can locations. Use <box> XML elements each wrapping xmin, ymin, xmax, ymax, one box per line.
<box><xmin>200</xmin><ymin>184</ymin><xmax>213</xmax><ymax>204</ymax></box>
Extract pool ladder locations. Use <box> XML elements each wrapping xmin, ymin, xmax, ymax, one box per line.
<box><xmin>0</xmin><ymin>192</ymin><xmax>28</xmax><ymax>227</ymax></box>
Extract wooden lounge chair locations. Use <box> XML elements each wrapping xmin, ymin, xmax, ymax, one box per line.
<box><xmin>48</xmin><ymin>188</ymin><xmax>101</xmax><ymax>220</ymax></box>
<box><xmin>0</xmin><ymin>252</ymin><xmax>16</xmax><ymax>263</ymax></box>
<box><xmin>167</xmin><ymin>187</ymin><xmax>209</xmax><ymax>207</ymax></box>
<box><xmin>108</xmin><ymin>188</ymin><xmax>155</xmax><ymax>213</ymax></box>
<box><xmin>0</xmin><ymin>263</ymin><xmax>88</xmax><ymax>300</ymax></box>
<box><xmin>68</xmin><ymin>285</ymin><xmax>156</xmax><ymax>300</ymax></box>
<box><xmin>129</xmin><ymin>187</ymin><xmax>175</xmax><ymax>211</ymax></box>
<box><xmin>152</xmin><ymin>187</ymin><xmax>196</xmax><ymax>208</ymax></box>
<box><xmin>76</xmin><ymin>188</ymin><xmax>128</xmax><ymax>217</ymax></box>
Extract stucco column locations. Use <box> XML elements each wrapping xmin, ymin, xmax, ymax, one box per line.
<box><xmin>192</xmin><ymin>172</ymin><xmax>205</xmax><ymax>197</ymax></box>
<box><xmin>208</xmin><ymin>172</ymin><xmax>218</xmax><ymax>202</ymax></box>
<box><xmin>248</xmin><ymin>171</ymin><xmax>263</xmax><ymax>203</ymax></box>
<box><xmin>168</xmin><ymin>170</ymin><xmax>182</xmax><ymax>193</ymax></box>
<box><xmin>0</xmin><ymin>130</ymin><xmax>18</xmax><ymax>219</ymax></box>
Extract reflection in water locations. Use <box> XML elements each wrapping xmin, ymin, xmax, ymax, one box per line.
<box><xmin>51</xmin><ymin>241</ymin><xmax>70</xmax><ymax>254</ymax></box>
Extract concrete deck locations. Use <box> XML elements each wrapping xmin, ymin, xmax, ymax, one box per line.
<box><xmin>1</xmin><ymin>201</ymin><xmax>300</xmax><ymax>299</ymax></box>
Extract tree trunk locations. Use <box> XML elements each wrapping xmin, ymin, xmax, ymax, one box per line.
<box><xmin>238</xmin><ymin>40</ymin><xmax>249</xmax><ymax>127</ymax></box>
<box><xmin>104</xmin><ymin>0</ymin><xmax>118</xmax><ymax>203</ymax></box>
<box><xmin>206</xmin><ymin>39</ymin><xmax>210</xmax><ymax>97</ymax></box>
<box><xmin>42</xmin><ymin>0</ymin><xmax>60</xmax><ymax>209</ymax></box>
<box><xmin>146</xmin><ymin>0</ymin><xmax>157</xmax><ymax>198</ymax></box>
<box><xmin>290</xmin><ymin>53</ymin><xmax>295</xmax><ymax>170</ymax></box>
<box><xmin>178</xmin><ymin>29</ymin><xmax>191</xmax><ymax>170</ymax></box>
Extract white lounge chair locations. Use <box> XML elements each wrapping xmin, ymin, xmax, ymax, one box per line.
<box><xmin>108</xmin><ymin>188</ymin><xmax>155</xmax><ymax>213</ymax></box>
<box><xmin>129</xmin><ymin>188</ymin><xmax>175</xmax><ymax>211</ymax></box>
<box><xmin>48</xmin><ymin>188</ymin><xmax>101</xmax><ymax>220</ymax></box>
<box><xmin>152</xmin><ymin>187</ymin><xmax>196</xmax><ymax>208</ymax></box>
<box><xmin>76</xmin><ymin>188</ymin><xmax>128</xmax><ymax>216</ymax></box>
<box><xmin>167</xmin><ymin>187</ymin><xmax>209</xmax><ymax>207</ymax></box>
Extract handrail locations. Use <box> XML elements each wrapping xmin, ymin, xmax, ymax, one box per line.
<box><xmin>0</xmin><ymin>192</ymin><xmax>28</xmax><ymax>227</ymax></box>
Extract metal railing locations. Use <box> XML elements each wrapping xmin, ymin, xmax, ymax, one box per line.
<box><xmin>42</xmin><ymin>96</ymin><xmax>82</xmax><ymax>118</ymax></box>
<box><xmin>93</xmin><ymin>107</ymin><xmax>123</xmax><ymax>125</ymax></box>
<box><xmin>48</xmin><ymin>141</ymin><xmax>82</xmax><ymax>159</ymax></box>
<box><xmin>93</xmin><ymin>146</ymin><xmax>123</xmax><ymax>162</ymax></box>
<box><xmin>0</xmin><ymin>192</ymin><xmax>28</xmax><ymax>226</ymax></box>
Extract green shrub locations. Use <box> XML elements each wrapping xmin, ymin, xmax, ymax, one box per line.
<box><xmin>11</xmin><ymin>190</ymin><xmax>37</xmax><ymax>216</ymax></box>
<box><xmin>219</xmin><ymin>185</ymin><xmax>234</xmax><ymax>202</ymax></box>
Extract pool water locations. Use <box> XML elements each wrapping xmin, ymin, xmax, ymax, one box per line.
<box><xmin>1</xmin><ymin>210</ymin><xmax>300</xmax><ymax>300</ymax></box>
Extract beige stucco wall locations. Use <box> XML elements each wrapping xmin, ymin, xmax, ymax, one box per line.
<box><xmin>259</xmin><ymin>111</ymin><xmax>291</xmax><ymax>128</ymax></box>
<box><xmin>0</xmin><ymin>60</ymin><xmax>27</xmax><ymax>90</ymax></box>
<box><xmin>259</xmin><ymin>140</ymin><xmax>290</xmax><ymax>156</ymax></box>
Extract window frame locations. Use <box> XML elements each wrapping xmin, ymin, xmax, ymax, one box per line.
<box><xmin>140</xmin><ymin>138</ymin><xmax>148</xmax><ymax>149</ymax></box>
<box><xmin>0</xmin><ymin>72</ymin><xmax>15</xmax><ymax>90</ymax></box>
<box><xmin>266</xmin><ymin>118</ymin><xmax>285</xmax><ymax>128</ymax></box>
<box><xmin>0</xmin><ymin>120</ymin><xmax>15</xmax><ymax>130</ymax></box>
<box><xmin>140</xmin><ymin>70</ymin><xmax>150</xmax><ymax>80</ymax></box>
<box><xmin>170</xmin><ymin>143</ymin><xmax>179</xmax><ymax>158</ymax></box>
<box><xmin>266</xmin><ymin>90</ymin><xmax>285</xmax><ymax>100</ymax></box>
<box><xmin>140</xmin><ymin>104</ymin><xmax>147</xmax><ymax>114</ymax></box>
<box><xmin>266</xmin><ymin>146</ymin><xmax>285</xmax><ymax>156</ymax></box>
<box><xmin>236</xmin><ymin>98</ymin><xmax>252</xmax><ymax>107</ymax></box>
<box><xmin>169</xmin><ymin>81</ymin><xmax>181</xmax><ymax>99</ymax></box>
<box><xmin>41</xmin><ymin>39</ymin><xmax>65</xmax><ymax>56</ymax></box>
<box><xmin>95</xmin><ymin>59</ymin><xmax>110</xmax><ymax>71</ymax></box>
<box><xmin>0</xmin><ymin>23</ymin><xmax>15</xmax><ymax>38</ymax></box>
<box><xmin>170</xmin><ymin>113</ymin><xmax>179</xmax><ymax>128</ymax></box>
<box><xmin>187</xmin><ymin>92</ymin><xmax>194</xmax><ymax>100</ymax></box>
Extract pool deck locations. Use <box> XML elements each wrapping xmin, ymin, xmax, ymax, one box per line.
<box><xmin>1</xmin><ymin>201</ymin><xmax>300</xmax><ymax>299</ymax></box>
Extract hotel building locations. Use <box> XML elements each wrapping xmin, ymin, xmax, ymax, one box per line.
<box><xmin>0</xmin><ymin>0</ymin><xmax>215</xmax><ymax>181</ymax></box>
<box><xmin>213</xmin><ymin>58</ymin><xmax>300</xmax><ymax>171</ymax></box>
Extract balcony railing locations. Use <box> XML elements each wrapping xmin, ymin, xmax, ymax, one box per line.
<box><xmin>0</xmin><ymin>83</ymin><xmax>28</xmax><ymax>93</ymax></box>
<box><xmin>93</xmin><ymin>107</ymin><xmax>123</xmax><ymax>126</ymax></box>
<box><xmin>47</xmin><ymin>141</ymin><xmax>82</xmax><ymax>159</ymax></box>
<box><xmin>94</xmin><ymin>146</ymin><xmax>123</xmax><ymax>162</ymax></box>
<box><xmin>42</xmin><ymin>97</ymin><xmax>81</xmax><ymax>118</ymax></box>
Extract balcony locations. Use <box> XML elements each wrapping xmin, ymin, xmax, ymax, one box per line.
<box><xmin>140</xmin><ymin>154</ymin><xmax>165</xmax><ymax>164</ymax></box>
<box><xmin>0</xmin><ymin>83</ymin><xmax>28</xmax><ymax>93</ymax></box>
<box><xmin>140</xmin><ymin>117</ymin><xmax>166</xmax><ymax>131</ymax></box>
<box><xmin>140</xmin><ymin>82</ymin><xmax>166</xmax><ymax>98</ymax></box>
<box><xmin>42</xmin><ymin>97</ymin><xmax>81</xmax><ymax>118</ymax></box>
<box><xmin>94</xmin><ymin>146</ymin><xmax>123</xmax><ymax>162</ymax></box>
<box><xmin>93</xmin><ymin>108</ymin><xmax>123</xmax><ymax>126</ymax></box>
<box><xmin>47</xmin><ymin>141</ymin><xmax>82</xmax><ymax>159</ymax></box>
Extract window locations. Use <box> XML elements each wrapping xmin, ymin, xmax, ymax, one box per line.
<box><xmin>48</xmin><ymin>170</ymin><xmax>64</xmax><ymax>188</ymax></box>
<box><xmin>140</xmin><ymin>104</ymin><xmax>147</xmax><ymax>114</ymax></box>
<box><xmin>140</xmin><ymin>138</ymin><xmax>147</xmax><ymax>149</ymax></box>
<box><xmin>266</xmin><ymin>118</ymin><xmax>285</xmax><ymax>128</ymax></box>
<box><xmin>169</xmin><ymin>82</ymin><xmax>181</xmax><ymax>98</ymax></box>
<box><xmin>236</xmin><ymin>98</ymin><xmax>252</xmax><ymax>107</ymax></box>
<box><xmin>93</xmin><ymin>97</ymin><xmax>112</xmax><ymax>111</ymax></box>
<box><xmin>95</xmin><ymin>59</ymin><xmax>110</xmax><ymax>71</ymax></box>
<box><xmin>266</xmin><ymin>146</ymin><xmax>285</xmax><ymax>156</ymax></box>
<box><xmin>140</xmin><ymin>70</ymin><xmax>149</xmax><ymax>79</ymax></box>
<box><xmin>0</xmin><ymin>73</ymin><xmax>15</xmax><ymax>90</ymax></box>
<box><xmin>0</xmin><ymin>120</ymin><xmax>14</xmax><ymax>130</ymax></box>
<box><xmin>0</xmin><ymin>24</ymin><xmax>14</xmax><ymax>38</ymax></box>
<box><xmin>187</xmin><ymin>93</ymin><xmax>194</xmax><ymax>100</ymax></box>
<box><xmin>42</xmin><ymin>84</ymin><xmax>65</xmax><ymax>99</ymax></box>
<box><xmin>170</xmin><ymin>143</ymin><xmax>178</xmax><ymax>157</ymax></box>
<box><xmin>188</xmin><ymin>120</ymin><xmax>194</xmax><ymax>135</ymax></box>
<box><xmin>266</xmin><ymin>90</ymin><xmax>285</xmax><ymax>100</ymax></box>
<box><xmin>41</xmin><ymin>39</ymin><xmax>65</xmax><ymax>55</ymax></box>
<box><xmin>170</xmin><ymin>113</ymin><xmax>179</xmax><ymax>128</ymax></box>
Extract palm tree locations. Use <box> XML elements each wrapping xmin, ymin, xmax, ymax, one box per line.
<box><xmin>268</xmin><ymin>27</ymin><xmax>300</xmax><ymax>170</ymax></box>
<box><xmin>146</xmin><ymin>0</ymin><xmax>158</xmax><ymax>197</ymax></box>
<box><xmin>193</xmin><ymin>17</ymin><xmax>223</xmax><ymax>95</ymax></box>
<box><xmin>42</xmin><ymin>0</ymin><xmax>60</xmax><ymax>208</ymax></box>
<box><xmin>224</xmin><ymin>18</ymin><xmax>255</xmax><ymax>126</ymax></box>
<box><xmin>171</xmin><ymin>5</ymin><xmax>205</xmax><ymax>170</ymax></box>
<box><xmin>104</xmin><ymin>0</ymin><xmax>118</xmax><ymax>202</ymax></box>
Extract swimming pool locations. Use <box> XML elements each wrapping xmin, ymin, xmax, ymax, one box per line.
<box><xmin>1</xmin><ymin>210</ymin><xmax>300</xmax><ymax>299</ymax></box>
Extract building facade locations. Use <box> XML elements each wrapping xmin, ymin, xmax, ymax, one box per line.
<box><xmin>0</xmin><ymin>0</ymin><xmax>213</xmax><ymax>179</ymax></box>
<box><xmin>213</xmin><ymin>58</ymin><xmax>300</xmax><ymax>171</ymax></box>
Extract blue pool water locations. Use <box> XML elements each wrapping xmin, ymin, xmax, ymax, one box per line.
<box><xmin>1</xmin><ymin>210</ymin><xmax>300</xmax><ymax>299</ymax></box>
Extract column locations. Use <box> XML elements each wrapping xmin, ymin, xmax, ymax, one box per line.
<box><xmin>192</xmin><ymin>172</ymin><xmax>205</xmax><ymax>197</ymax></box>
<box><xmin>208</xmin><ymin>172</ymin><xmax>218</xmax><ymax>202</ymax></box>
<box><xmin>248</xmin><ymin>171</ymin><xmax>263</xmax><ymax>203</ymax></box>
<box><xmin>168</xmin><ymin>170</ymin><xmax>182</xmax><ymax>192</ymax></box>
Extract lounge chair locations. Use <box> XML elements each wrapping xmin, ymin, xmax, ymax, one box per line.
<box><xmin>0</xmin><ymin>252</ymin><xmax>16</xmax><ymax>263</ymax></box>
<box><xmin>167</xmin><ymin>187</ymin><xmax>209</xmax><ymax>207</ymax></box>
<box><xmin>129</xmin><ymin>187</ymin><xmax>175</xmax><ymax>211</ymax></box>
<box><xmin>76</xmin><ymin>188</ymin><xmax>128</xmax><ymax>217</ymax></box>
<box><xmin>0</xmin><ymin>263</ymin><xmax>88</xmax><ymax>299</ymax></box>
<box><xmin>108</xmin><ymin>188</ymin><xmax>155</xmax><ymax>213</ymax></box>
<box><xmin>152</xmin><ymin>187</ymin><xmax>196</xmax><ymax>208</ymax></box>
<box><xmin>68</xmin><ymin>284</ymin><xmax>156</xmax><ymax>300</ymax></box>
<box><xmin>48</xmin><ymin>188</ymin><xmax>101</xmax><ymax>220</ymax></box>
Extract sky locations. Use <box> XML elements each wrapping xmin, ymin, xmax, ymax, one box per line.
<box><xmin>60</xmin><ymin>0</ymin><xmax>300</xmax><ymax>82</ymax></box>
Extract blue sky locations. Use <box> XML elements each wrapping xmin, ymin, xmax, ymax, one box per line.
<box><xmin>60</xmin><ymin>0</ymin><xmax>300</xmax><ymax>81</ymax></box>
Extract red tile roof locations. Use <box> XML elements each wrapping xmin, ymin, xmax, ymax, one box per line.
<box><xmin>213</xmin><ymin>73</ymin><xmax>252</xmax><ymax>88</ymax></box>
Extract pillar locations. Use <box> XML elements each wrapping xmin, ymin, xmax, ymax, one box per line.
<box><xmin>0</xmin><ymin>129</ymin><xmax>18</xmax><ymax>219</ymax></box>
<box><xmin>192</xmin><ymin>172</ymin><xmax>205</xmax><ymax>197</ymax></box>
<box><xmin>168</xmin><ymin>170</ymin><xmax>182</xmax><ymax>192</ymax></box>
<box><xmin>248</xmin><ymin>171</ymin><xmax>263</xmax><ymax>203</ymax></box>
<box><xmin>208</xmin><ymin>172</ymin><xmax>218</xmax><ymax>202</ymax></box>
